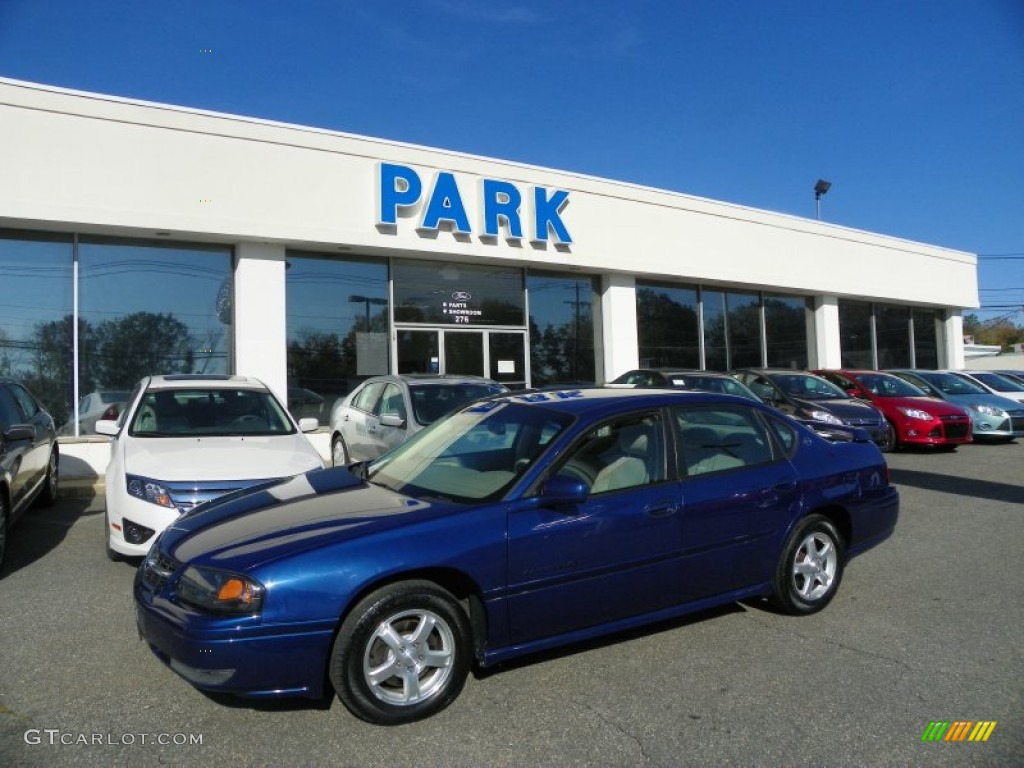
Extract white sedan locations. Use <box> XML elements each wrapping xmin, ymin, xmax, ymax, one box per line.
<box><xmin>97</xmin><ymin>374</ymin><xmax>324</xmax><ymax>559</ymax></box>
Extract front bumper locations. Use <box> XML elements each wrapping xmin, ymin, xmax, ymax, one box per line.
<box><xmin>134</xmin><ymin>583</ymin><xmax>336</xmax><ymax>700</ymax></box>
<box><xmin>107</xmin><ymin>497</ymin><xmax>180</xmax><ymax>557</ymax></box>
<box><xmin>896</xmin><ymin>415</ymin><xmax>972</xmax><ymax>446</ymax></box>
<box><xmin>969</xmin><ymin>411</ymin><xmax>1024</xmax><ymax>440</ymax></box>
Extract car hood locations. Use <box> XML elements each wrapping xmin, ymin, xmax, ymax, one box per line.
<box><xmin>872</xmin><ymin>396</ymin><xmax>966</xmax><ymax>416</ymax></box>
<box><xmin>161</xmin><ymin>468</ymin><xmax>448</xmax><ymax>568</ymax></box>
<box><xmin>942</xmin><ymin>392</ymin><xmax>1023</xmax><ymax>411</ymax></box>
<box><xmin>791</xmin><ymin>397</ymin><xmax>882</xmax><ymax>421</ymax></box>
<box><xmin>124</xmin><ymin>435</ymin><xmax>324</xmax><ymax>481</ymax></box>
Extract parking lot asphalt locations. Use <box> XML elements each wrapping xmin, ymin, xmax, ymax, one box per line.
<box><xmin>1</xmin><ymin>440</ymin><xmax>1022</xmax><ymax>768</ymax></box>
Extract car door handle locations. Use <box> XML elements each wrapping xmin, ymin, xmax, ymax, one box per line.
<box><xmin>645</xmin><ymin>503</ymin><xmax>678</xmax><ymax>518</ymax></box>
<box><xmin>773</xmin><ymin>481</ymin><xmax>798</xmax><ymax>492</ymax></box>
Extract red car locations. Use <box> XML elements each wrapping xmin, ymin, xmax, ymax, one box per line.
<box><xmin>813</xmin><ymin>369</ymin><xmax>972</xmax><ymax>450</ymax></box>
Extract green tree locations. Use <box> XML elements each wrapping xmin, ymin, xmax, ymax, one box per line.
<box><xmin>94</xmin><ymin>312</ymin><xmax>194</xmax><ymax>385</ymax></box>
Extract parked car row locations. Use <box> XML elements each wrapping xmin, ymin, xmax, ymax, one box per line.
<box><xmin>609</xmin><ymin>367</ymin><xmax>1024</xmax><ymax>451</ymax></box>
<box><xmin>5</xmin><ymin>363</ymin><xmax>1017</xmax><ymax>725</ymax></box>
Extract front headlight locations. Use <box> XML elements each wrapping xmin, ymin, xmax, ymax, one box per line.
<box><xmin>176</xmin><ymin>565</ymin><xmax>265</xmax><ymax>615</ymax></box>
<box><xmin>126</xmin><ymin>474</ymin><xmax>176</xmax><ymax>509</ymax></box>
<box><xmin>896</xmin><ymin>407</ymin><xmax>933</xmax><ymax>421</ymax></box>
<box><xmin>972</xmin><ymin>404</ymin><xmax>1005</xmax><ymax>418</ymax></box>
<box><xmin>807</xmin><ymin>409</ymin><xmax>844</xmax><ymax>425</ymax></box>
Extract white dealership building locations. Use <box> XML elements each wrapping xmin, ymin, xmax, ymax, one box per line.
<box><xmin>0</xmin><ymin>77</ymin><xmax>978</xmax><ymax>447</ymax></box>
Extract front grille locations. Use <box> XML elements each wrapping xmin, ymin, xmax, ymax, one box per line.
<box><xmin>938</xmin><ymin>414</ymin><xmax>971</xmax><ymax>440</ymax></box>
<box><xmin>845</xmin><ymin>417</ymin><xmax>882</xmax><ymax>427</ymax></box>
<box><xmin>943</xmin><ymin>422</ymin><xmax>971</xmax><ymax>439</ymax></box>
<box><xmin>164</xmin><ymin>478</ymin><xmax>279</xmax><ymax>514</ymax></box>
<box><xmin>141</xmin><ymin>550</ymin><xmax>182</xmax><ymax>591</ymax></box>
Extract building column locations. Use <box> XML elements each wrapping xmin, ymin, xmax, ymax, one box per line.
<box><xmin>234</xmin><ymin>242</ymin><xmax>288</xmax><ymax>401</ymax></box>
<box><xmin>811</xmin><ymin>296</ymin><xmax>842</xmax><ymax>369</ymax></box>
<box><xmin>598</xmin><ymin>274</ymin><xmax>639</xmax><ymax>383</ymax></box>
<box><xmin>943</xmin><ymin>310</ymin><xmax>965</xmax><ymax>369</ymax></box>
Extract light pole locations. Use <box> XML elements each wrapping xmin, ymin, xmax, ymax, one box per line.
<box><xmin>348</xmin><ymin>295</ymin><xmax>388</xmax><ymax>330</ymax></box>
<box><xmin>814</xmin><ymin>179</ymin><xmax>832</xmax><ymax>221</ymax></box>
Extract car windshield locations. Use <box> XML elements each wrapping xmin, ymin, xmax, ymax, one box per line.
<box><xmin>853</xmin><ymin>373</ymin><xmax>926</xmax><ymax>398</ymax></box>
<box><xmin>409</xmin><ymin>382</ymin><xmax>507</xmax><ymax>425</ymax></box>
<box><xmin>771</xmin><ymin>374</ymin><xmax>847</xmax><ymax>400</ymax></box>
<box><xmin>99</xmin><ymin>391</ymin><xmax>130</xmax><ymax>404</ymax></box>
<box><xmin>967</xmin><ymin>372</ymin><xmax>1024</xmax><ymax>393</ymax></box>
<box><xmin>915</xmin><ymin>372</ymin><xmax>986</xmax><ymax>396</ymax></box>
<box><xmin>129</xmin><ymin>388</ymin><xmax>295</xmax><ymax>437</ymax></box>
<box><xmin>667</xmin><ymin>375</ymin><xmax>759</xmax><ymax>401</ymax></box>
<box><xmin>367</xmin><ymin>400</ymin><xmax>572</xmax><ymax>503</ymax></box>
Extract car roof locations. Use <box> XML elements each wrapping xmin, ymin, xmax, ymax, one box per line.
<box><xmin>145</xmin><ymin>374</ymin><xmax>269</xmax><ymax>391</ymax></box>
<box><xmin>735</xmin><ymin>368</ymin><xmax>817</xmax><ymax>376</ymax></box>
<box><xmin>369</xmin><ymin>374</ymin><xmax>502</xmax><ymax>386</ymax></box>
<box><xmin>484</xmin><ymin>387</ymin><xmax>754</xmax><ymax>415</ymax></box>
<box><xmin>819</xmin><ymin>369</ymin><xmax>898</xmax><ymax>377</ymax></box>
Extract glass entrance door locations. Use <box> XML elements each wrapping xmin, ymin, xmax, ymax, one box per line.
<box><xmin>396</xmin><ymin>329</ymin><xmax>528</xmax><ymax>388</ymax></box>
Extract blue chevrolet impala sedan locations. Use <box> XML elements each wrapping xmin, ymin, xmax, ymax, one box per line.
<box><xmin>135</xmin><ymin>388</ymin><xmax>898</xmax><ymax>724</ymax></box>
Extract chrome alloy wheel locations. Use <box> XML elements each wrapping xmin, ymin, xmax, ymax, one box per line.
<box><xmin>331</xmin><ymin>438</ymin><xmax>348</xmax><ymax>468</ymax></box>
<box><xmin>362</xmin><ymin>609</ymin><xmax>456</xmax><ymax>706</ymax></box>
<box><xmin>791</xmin><ymin>532</ymin><xmax>838</xmax><ymax>600</ymax></box>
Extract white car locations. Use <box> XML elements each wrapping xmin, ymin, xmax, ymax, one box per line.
<box><xmin>952</xmin><ymin>370</ymin><xmax>1024</xmax><ymax>404</ymax></box>
<box><xmin>97</xmin><ymin>374</ymin><xmax>324</xmax><ymax>559</ymax></box>
<box><xmin>329</xmin><ymin>374</ymin><xmax>507</xmax><ymax>466</ymax></box>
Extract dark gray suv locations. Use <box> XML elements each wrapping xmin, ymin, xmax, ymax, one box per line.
<box><xmin>732</xmin><ymin>368</ymin><xmax>892</xmax><ymax>450</ymax></box>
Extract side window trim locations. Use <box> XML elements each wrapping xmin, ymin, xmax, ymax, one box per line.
<box><xmin>673</xmin><ymin>403</ymin><xmax>778</xmax><ymax>478</ymax></box>
<box><xmin>545</xmin><ymin>409</ymin><xmax>669</xmax><ymax>496</ymax></box>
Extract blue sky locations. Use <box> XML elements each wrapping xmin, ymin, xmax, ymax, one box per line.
<box><xmin>1</xmin><ymin>0</ymin><xmax>1021</xmax><ymax>324</ymax></box>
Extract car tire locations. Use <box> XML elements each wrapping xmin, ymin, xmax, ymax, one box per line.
<box><xmin>331</xmin><ymin>435</ymin><xmax>349</xmax><ymax>468</ymax></box>
<box><xmin>771</xmin><ymin>514</ymin><xmax>845</xmax><ymax>615</ymax></box>
<box><xmin>329</xmin><ymin>580</ymin><xmax>472</xmax><ymax>725</ymax></box>
<box><xmin>880</xmin><ymin>421</ymin><xmax>897</xmax><ymax>453</ymax></box>
<box><xmin>0</xmin><ymin>492</ymin><xmax>8</xmax><ymax>571</ymax></box>
<box><xmin>38</xmin><ymin>447</ymin><xmax>59</xmax><ymax>507</ymax></box>
<box><xmin>104</xmin><ymin>512</ymin><xmax>121</xmax><ymax>562</ymax></box>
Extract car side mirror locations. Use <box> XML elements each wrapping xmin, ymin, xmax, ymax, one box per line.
<box><xmin>542</xmin><ymin>473</ymin><xmax>589</xmax><ymax>506</ymax></box>
<box><xmin>2</xmin><ymin>424</ymin><xmax>34</xmax><ymax>443</ymax></box>
<box><xmin>298</xmin><ymin>417</ymin><xmax>319</xmax><ymax>433</ymax></box>
<box><xmin>379</xmin><ymin>413</ymin><xmax>407</xmax><ymax>428</ymax></box>
<box><xmin>94</xmin><ymin>419</ymin><xmax>119</xmax><ymax>436</ymax></box>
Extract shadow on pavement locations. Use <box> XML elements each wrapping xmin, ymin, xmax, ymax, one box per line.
<box><xmin>0</xmin><ymin>494</ymin><xmax>100</xmax><ymax>580</ymax></box>
<box><xmin>889</xmin><ymin>467</ymin><xmax>1024</xmax><ymax>504</ymax></box>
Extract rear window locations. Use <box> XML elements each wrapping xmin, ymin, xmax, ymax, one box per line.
<box><xmin>410</xmin><ymin>383</ymin><xmax>505</xmax><ymax>425</ymax></box>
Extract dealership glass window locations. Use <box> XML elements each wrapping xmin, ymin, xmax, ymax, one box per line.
<box><xmin>635</xmin><ymin>282</ymin><xmax>700</xmax><ymax>369</ymax></box>
<box><xmin>839</xmin><ymin>300</ymin><xmax>874</xmax><ymax>368</ymax></box>
<box><xmin>702</xmin><ymin>290</ymin><xmax>727</xmax><ymax>370</ymax></box>
<box><xmin>392</xmin><ymin>259</ymin><xmax>524</xmax><ymax>326</ymax></box>
<box><xmin>725</xmin><ymin>291</ymin><xmax>762</xmax><ymax>369</ymax></box>
<box><xmin>912</xmin><ymin>309</ymin><xmax>941</xmax><ymax>368</ymax></box>
<box><xmin>0</xmin><ymin>231</ymin><xmax>74</xmax><ymax>428</ymax></box>
<box><xmin>527</xmin><ymin>272</ymin><xmax>596</xmax><ymax>386</ymax></box>
<box><xmin>77</xmin><ymin>237</ymin><xmax>233</xmax><ymax>402</ymax></box>
<box><xmin>839</xmin><ymin>300</ymin><xmax>941</xmax><ymax>369</ymax></box>
<box><xmin>764</xmin><ymin>295</ymin><xmax>811</xmax><ymax>369</ymax></box>
<box><xmin>285</xmin><ymin>252</ymin><xmax>390</xmax><ymax>418</ymax></box>
<box><xmin>702</xmin><ymin>289</ymin><xmax>762</xmax><ymax>370</ymax></box>
<box><xmin>874</xmin><ymin>304</ymin><xmax>912</xmax><ymax>368</ymax></box>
